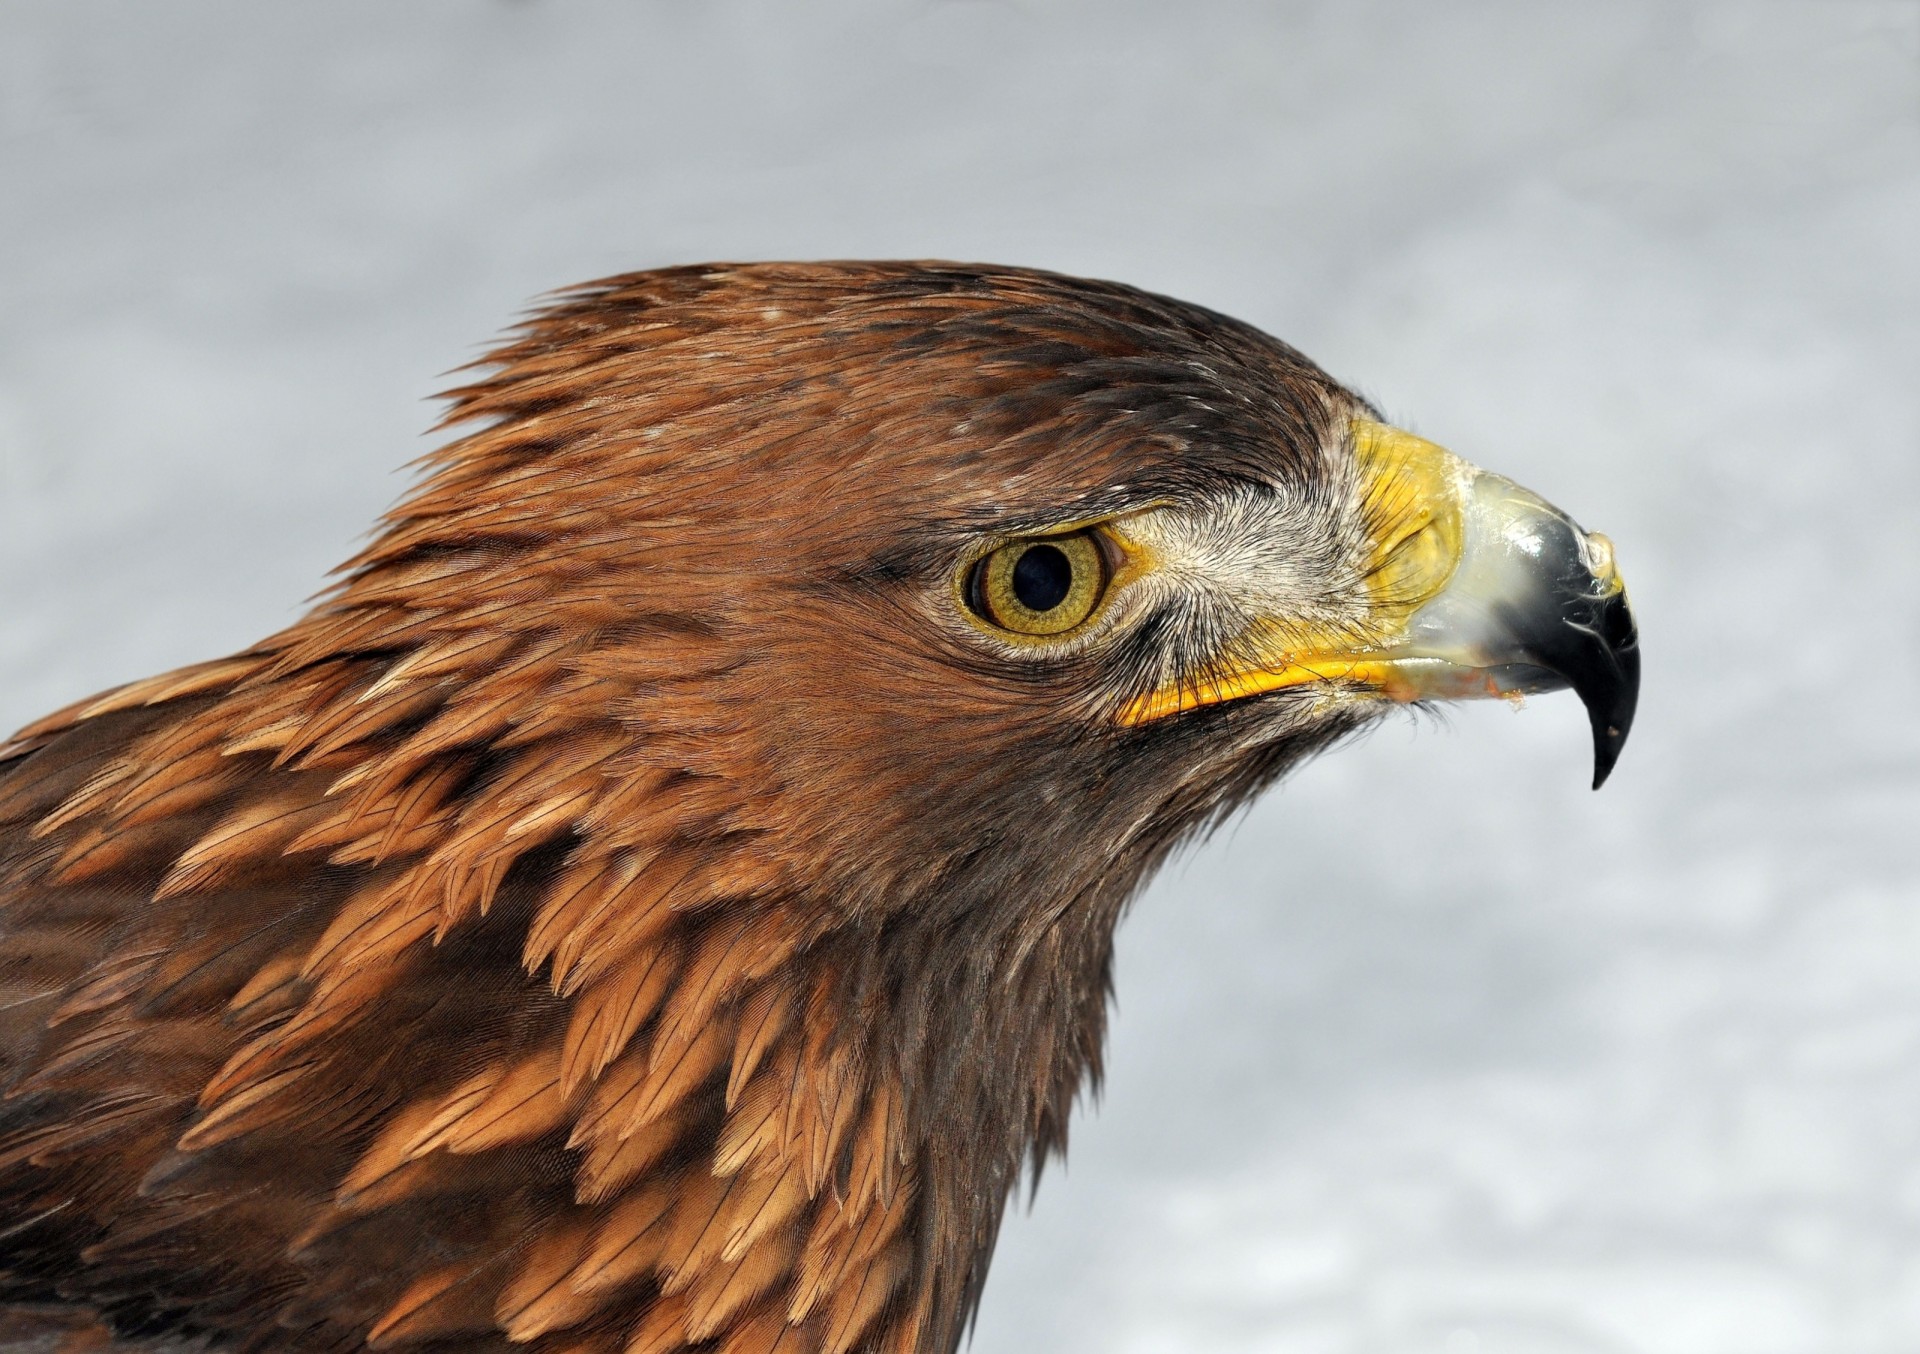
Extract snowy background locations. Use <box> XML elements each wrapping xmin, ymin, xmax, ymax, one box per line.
<box><xmin>3</xmin><ymin>4</ymin><xmax>1918</xmax><ymax>1351</ymax></box>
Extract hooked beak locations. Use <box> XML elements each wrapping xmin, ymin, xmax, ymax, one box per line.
<box><xmin>1120</xmin><ymin>420</ymin><xmax>1641</xmax><ymax>789</ymax></box>
<box><xmin>1382</xmin><ymin>456</ymin><xmax>1640</xmax><ymax>787</ymax></box>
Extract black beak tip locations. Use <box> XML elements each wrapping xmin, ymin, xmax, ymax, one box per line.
<box><xmin>1590</xmin><ymin>716</ymin><xmax>1628</xmax><ymax>790</ymax></box>
<box><xmin>1582</xmin><ymin>606</ymin><xmax>1639</xmax><ymax>791</ymax></box>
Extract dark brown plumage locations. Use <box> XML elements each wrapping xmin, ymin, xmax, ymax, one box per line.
<box><xmin>0</xmin><ymin>262</ymin><xmax>1636</xmax><ymax>1354</ymax></box>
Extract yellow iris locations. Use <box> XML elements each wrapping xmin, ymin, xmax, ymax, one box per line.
<box><xmin>967</xmin><ymin>533</ymin><xmax>1109</xmax><ymax>637</ymax></box>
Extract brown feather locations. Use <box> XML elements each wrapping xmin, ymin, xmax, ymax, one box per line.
<box><xmin>726</xmin><ymin>985</ymin><xmax>792</xmax><ymax>1112</ymax></box>
<box><xmin>367</xmin><ymin>1262</ymin><xmax>506</xmax><ymax>1348</ymax></box>
<box><xmin>570</xmin><ymin>1182</ymin><xmax>677</xmax><ymax>1298</ymax></box>
<box><xmin>618</xmin><ymin>1294</ymin><xmax>695</xmax><ymax>1354</ymax></box>
<box><xmin>561</xmin><ymin>944</ymin><xmax>679</xmax><ymax>1096</ymax></box>
<box><xmin>681</xmin><ymin>1224</ymin><xmax>801</xmax><ymax>1342</ymax></box>
<box><xmin>494</xmin><ymin>1213</ymin><xmax>601</xmax><ymax>1341</ymax></box>
<box><xmin>574</xmin><ymin>1099</ymin><xmax>696</xmax><ymax>1207</ymax></box>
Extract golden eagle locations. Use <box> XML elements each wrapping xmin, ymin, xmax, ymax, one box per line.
<box><xmin>0</xmin><ymin>263</ymin><xmax>1637</xmax><ymax>1354</ymax></box>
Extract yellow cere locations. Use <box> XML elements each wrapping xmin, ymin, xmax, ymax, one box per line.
<box><xmin>1350</xmin><ymin>419</ymin><xmax>1467</xmax><ymax>624</ymax></box>
<box><xmin>1117</xmin><ymin>419</ymin><xmax>1471</xmax><ymax>726</ymax></box>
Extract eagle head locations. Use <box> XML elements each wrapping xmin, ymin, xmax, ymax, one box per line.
<box><xmin>0</xmin><ymin>263</ymin><xmax>1636</xmax><ymax>1354</ymax></box>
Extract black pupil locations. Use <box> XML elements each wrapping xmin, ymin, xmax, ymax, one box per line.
<box><xmin>1011</xmin><ymin>543</ymin><xmax>1073</xmax><ymax>613</ymax></box>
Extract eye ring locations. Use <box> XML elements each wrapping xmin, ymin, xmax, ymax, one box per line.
<box><xmin>965</xmin><ymin>532</ymin><xmax>1110</xmax><ymax>637</ymax></box>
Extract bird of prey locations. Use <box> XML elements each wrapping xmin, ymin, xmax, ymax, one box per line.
<box><xmin>0</xmin><ymin>263</ymin><xmax>1637</xmax><ymax>1354</ymax></box>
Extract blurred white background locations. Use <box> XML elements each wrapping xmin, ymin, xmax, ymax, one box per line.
<box><xmin>3</xmin><ymin>3</ymin><xmax>1917</xmax><ymax>1351</ymax></box>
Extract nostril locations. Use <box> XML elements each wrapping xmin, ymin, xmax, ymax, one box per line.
<box><xmin>1581</xmin><ymin>531</ymin><xmax>1617</xmax><ymax>583</ymax></box>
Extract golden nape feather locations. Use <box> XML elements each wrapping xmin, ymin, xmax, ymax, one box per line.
<box><xmin>0</xmin><ymin>263</ymin><xmax>1638</xmax><ymax>1353</ymax></box>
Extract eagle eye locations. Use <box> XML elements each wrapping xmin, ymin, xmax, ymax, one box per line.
<box><xmin>965</xmin><ymin>532</ymin><xmax>1109</xmax><ymax>637</ymax></box>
